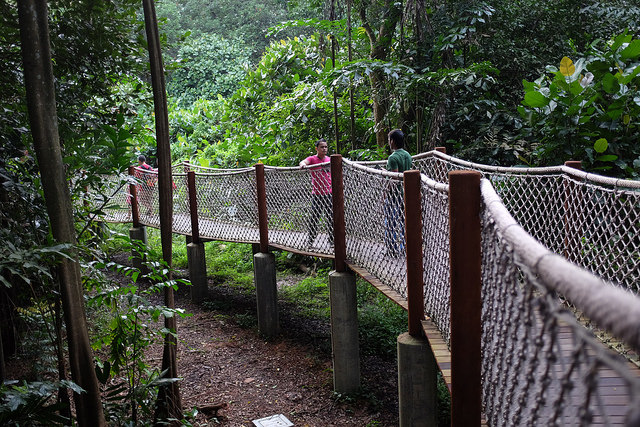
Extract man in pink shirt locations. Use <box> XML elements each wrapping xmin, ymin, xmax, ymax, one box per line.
<box><xmin>299</xmin><ymin>139</ymin><xmax>333</xmax><ymax>248</ymax></box>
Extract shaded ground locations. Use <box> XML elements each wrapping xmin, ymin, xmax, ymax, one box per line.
<box><xmin>160</xmin><ymin>271</ymin><xmax>399</xmax><ymax>426</ymax></box>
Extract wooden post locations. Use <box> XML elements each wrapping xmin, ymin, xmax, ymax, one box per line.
<box><xmin>435</xmin><ymin>147</ymin><xmax>446</xmax><ymax>154</ymax></box>
<box><xmin>255</xmin><ymin>163</ymin><xmax>269</xmax><ymax>253</ymax></box>
<box><xmin>187</xmin><ymin>171</ymin><xmax>200</xmax><ymax>244</ymax></box>
<box><xmin>449</xmin><ymin>170</ymin><xmax>482</xmax><ymax>427</ymax></box>
<box><xmin>403</xmin><ymin>170</ymin><xmax>424</xmax><ymax>337</ymax></box>
<box><xmin>330</xmin><ymin>154</ymin><xmax>346</xmax><ymax>272</ymax></box>
<box><xmin>128</xmin><ymin>165</ymin><xmax>140</xmax><ymax>227</ymax></box>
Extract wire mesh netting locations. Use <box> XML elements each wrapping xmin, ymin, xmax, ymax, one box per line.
<box><xmin>481</xmin><ymin>179</ymin><xmax>640</xmax><ymax>426</ymax></box>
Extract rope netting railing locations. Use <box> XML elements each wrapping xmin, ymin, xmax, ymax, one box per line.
<box><xmin>342</xmin><ymin>160</ymin><xmax>408</xmax><ymax>298</ymax></box>
<box><xmin>95</xmin><ymin>173</ymin><xmax>132</xmax><ymax>223</ymax></box>
<box><xmin>263</xmin><ymin>164</ymin><xmax>334</xmax><ymax>255</ymax></box>
<box><xmin>480</xmin><ymin>179</ymin><xmax>640</xmax><ymax>425</ymax></box>
<box><xmin>91</xmin><ymin>152</ymin><xmax>640</xmax><ymax>424</ymax></box>
<box><xmin>419</xmin><ymin>174</ymin><xmax>451</xmax><ymax>343</ymax></box>
<box><xmin>190</xmin><ymin>169</ymin><xmax>260</xmax><ymax>243</ymax></box>
<box><xmin>414</xmin><ymin>151</ymin><xmax>640</xmax><ymax>294</ymax></box>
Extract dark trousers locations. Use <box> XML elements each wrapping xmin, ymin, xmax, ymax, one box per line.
<box><xmin>307</xmin><ymin>193</ymin><xmax>333</xmax><ymax>245</ymax></box>
<box><xmin>384</xmin><ymin>193</ymin><xmax>404</xmax><ymax>257</ymax></box>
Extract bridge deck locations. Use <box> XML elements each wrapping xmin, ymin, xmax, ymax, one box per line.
<box><xmin>111</xmin><ymin>215</ymin><xmax>639</xmax><ymax>425</ymax></box>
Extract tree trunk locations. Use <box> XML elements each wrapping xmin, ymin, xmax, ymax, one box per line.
<box><xmin>16</xmin><ymin>2</ymin><xmax>106</xmax><ymax>426</ymax></box>
<box><xmin>140</xmin><ymin>0</ymin><xmax>183</xmax><ymax>422</ymax></box>
<box><xmin>359</xmin><ymin>0</ymin><xmax>402</xmax><ymax>147</ymax></box>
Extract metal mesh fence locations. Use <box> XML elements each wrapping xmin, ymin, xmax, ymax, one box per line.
<box><xmin>481</xmin><ymin>179</ymin><xmax>640</xmax><ymax>426</ymax></box>
<box><xmin>343</xmin><ymin>160</ymin><xmax>407</xmax><ymax>298</ymax></box>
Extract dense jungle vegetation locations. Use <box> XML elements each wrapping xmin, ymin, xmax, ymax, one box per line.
<box><xmin>0</xmin><ymin>0</ymin><xmax>639</xmax><ymax>424</ymax></box>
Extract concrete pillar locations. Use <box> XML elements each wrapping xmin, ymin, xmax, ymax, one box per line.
<box><xmin>254</xmin><ymin>252</ymin><xmax>279</xmax><ymax>337</ymax></box>
<box><xmin>187</xmin><ymin>241</ymin><xmax>208</xmax><ymax>303</ymax></box>
<box><xmin>329</xmin><ymin>270</ymin><xmax>360</xmax><ymax>393</ymax></box>
<box><xmin>397</xmin><ymin>332</ymin><xmax>438</xmax><ymax>427</ymax></box>
<box><xmin>129</xmin><ymin>226</ymin><xmax>147</xmax><ymax>273</ymax></box>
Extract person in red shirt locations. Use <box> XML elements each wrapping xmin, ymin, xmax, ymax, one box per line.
<box><xmin>135</xmin><ymin>154</ymin><xmax>155</xmax><ymax>215</ymax></box>
<box><xmin>299</xmin><ymin>139</ymin><xmax>333</xmax><ymax>248</ymax></box>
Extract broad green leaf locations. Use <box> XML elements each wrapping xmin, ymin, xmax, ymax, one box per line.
<box><xmin>602</xmin><ymin>73</ymin><xmax>620</xmax><ymax>94</ymax></box>
<box><xmin>595</xmin><ymin>154</ymin><xmax>618</xmax><ymax>162</ymax></box>
<box><xmin>621</xmin><ymin>40</ymin><xmax>640</xmax><ymax>59</ymax></box>
<box><xmin>523</xmin><ymin>91</ymin><xmax>549</xmax><ymax>108</ymax></box>
<box><xmin>559</xmin><ymin>57</ymin><xmax>575</xmax><ymax>76</ymax></box>
<box><xmin>594</xmin><ymin>138</ymin><xmax>608</xmax><ymax>153</ymax></box>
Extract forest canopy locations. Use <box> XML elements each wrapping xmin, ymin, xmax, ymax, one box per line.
<box><xmin>0</xmin><ymin>0</ymin><xmax>639</xmax><ymax>424</ymax></box>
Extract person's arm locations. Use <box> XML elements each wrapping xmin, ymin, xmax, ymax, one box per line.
<box><xmin>299</xmin><ymin>157</ymin><xmax>311</xmax><ymax>168</ymax></box>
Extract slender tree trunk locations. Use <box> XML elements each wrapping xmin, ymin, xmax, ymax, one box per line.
<box><xmin>347</xmin><ymin>0</ymin><xmax>355</xmax><ymax>151</ymax></box>
<box><xmin>330</xmin><ymin>0</ymin><xmax>340</xmax><ymax>153</ymax></box>
<box><xmin>16</xmin><ymin>2</ymin><xmax>106</xmax><ymax>425</ymax></box>
<box><xmin>359</xmin><ymin>0</ymin><xmax>402</xmax><ymax>147</ymax></box>
<box><xmin>140</xmin><ymin>0</ymin><xmax>182</xmax><ymax>421</ymax></box>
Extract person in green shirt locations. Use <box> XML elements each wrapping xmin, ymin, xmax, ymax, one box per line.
<box><xmin>385</xmin><ymin>129</ymin><xmax>412</xmax><ymax>257</ymax></box>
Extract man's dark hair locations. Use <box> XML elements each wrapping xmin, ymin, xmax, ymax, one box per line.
<box><xmin>138</xmin><ymin>154</ymin><xmax>146</xmax><ymax>162</ymax></box>
<box><xmin>388</xmin><ymin>129</ymin><xmax>404</xmax><ymax>149</ymax></box>
<box><xmin>315</xmin><ymin>138</ymin><xmax>327</xmax><ymax>147</ymax></box>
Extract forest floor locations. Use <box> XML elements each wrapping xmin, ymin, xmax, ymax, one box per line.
<box><xmin>145</xmin><ymin>266</ymin><xmax>400</xmax><ymax>426</ymax></box>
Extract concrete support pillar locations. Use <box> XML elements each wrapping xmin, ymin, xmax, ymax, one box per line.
<box><xmin>397</xmin><ymin>332</ymin><xmax>438</xmax><ymax>427</ymax></box>
<box><xmin>129</xmin><ymin>226</ymin><xmax>148</xmax><ymax>273</ymax></box>
<box><xmin>254</xmin><ymin>252</ymin><xmax>279</xmax><ymax>337</ymax></box>
<box><xmin>187</xmin><ymin>241</ymin><xmax>208</xmax><ymax>303</ymax></box>
<box><xmin>329</xmin><ymin>270</ymin><xmax>360</xmax><ymax>393</ymax></box>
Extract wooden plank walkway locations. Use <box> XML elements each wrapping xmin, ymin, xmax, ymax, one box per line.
<box><xmin>104</xmin><ymin>214</ymin><xmax>640</xmax><ymax>425</ymax></box>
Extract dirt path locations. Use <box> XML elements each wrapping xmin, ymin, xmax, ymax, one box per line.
<box><xmin>171</xmin><ymin>276</ymin><xmax>399</xmax><ymax>426</ymax></box>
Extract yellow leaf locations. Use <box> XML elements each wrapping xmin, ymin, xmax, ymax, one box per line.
<box><xmin>560</xmin><ymin>57</ymin><xmax>575</xmax><ymax>76</ymax></box>
<box><xmin>623</xmin><ymin>114</ymin><xmax>630</xmax><ymax>125</ymax></box>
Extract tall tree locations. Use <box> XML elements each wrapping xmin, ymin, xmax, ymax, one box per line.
<box><xmin>359</xmin><ymin>0</ymin><xmax>402</xmax><ymax>147</ymax></box>
<box><xmin>141</xmin><ymin>0</ymin><xmax>183</xmax><ymax>421</ymax></box>
<box><xmin>16</xmin><ymin>1</ymin><xmax>106</xmax><ymax>425</ymax></box>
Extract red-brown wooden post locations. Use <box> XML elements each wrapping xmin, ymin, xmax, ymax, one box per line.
<box><xmin>435</xmin><ymin>146</ymin><xmax>446</xmax><ymax>154</ymax></box>
<box><xmin>187</xmin><ymin>170</ymin><xmax>200</xmax><ymax>244</ymax></box>
<box><xmin>330</xmin><ymin>154</ymin><xmax>346</xmax><ymax>272</ymax></box>
<box><xmin>255</xmin><ymin>163</ymin><xmax>269</xmax><ymax>253</ymax></box>
<box><xmin>565</xmin><ymin>160</ymin><xmax>582</xmax><ymax>171</ymax></box>
<box><xmin>128</xmin><ymin>165</ymin><xmax>140</xmax><ymax>227</ymax></box>
<box><xmin>403</xmin><ymin>170</ymin><xmax>425</xmax><ymax>337</ymax></box>
<box><xmin>449</xmin><ymin>170</ymin><xmax>482</xmax><ymax>427</ymax></box>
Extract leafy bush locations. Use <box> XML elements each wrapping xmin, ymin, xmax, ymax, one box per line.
<box><xmin>167</xmin><ymin>34</ymin><xmax>252</xmax><ymax>107</ymax></box>
<box><xmin>519</xmin><ymin>32</ymin><xmax>640</xmax><ymax>177</ymax></box>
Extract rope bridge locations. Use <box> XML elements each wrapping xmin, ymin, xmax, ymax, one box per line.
<box><xmin>95</xmin><ymin>150</ymin><xmax>640</xmax><ymax>425</ymax></box>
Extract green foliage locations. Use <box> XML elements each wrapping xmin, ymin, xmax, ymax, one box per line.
<box><xmin>0</xmin><ymin>381</ymin><xmax>79</xmax><ymax>426</ymax></box>
<box><xmin>280</xmin><ymin>272</ymin><xmax>331</xmax><ymax>318</ymax></box>
<box><xmin>519</xmin><ymin>33</ymin><xmax>640</xmax><ymax>176</ymax></box>
<box><xmin>156</xmin><ymin>0</ymin><xmax>293</xmax><ymax>61</ymax></box>
<box><xmin>167</xmin><ymin>34</ymin><xmax>252</xmax><ymax>107</ymax></box>
<box><xmin>356</xmin><ymin>280</ymin><xmax>407</xmax><ymax>357</ymax></box>
<box><xmin>85</xmin><ymin>238</ymin><xmax>191</xmax><ymax>425</ymax></box>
